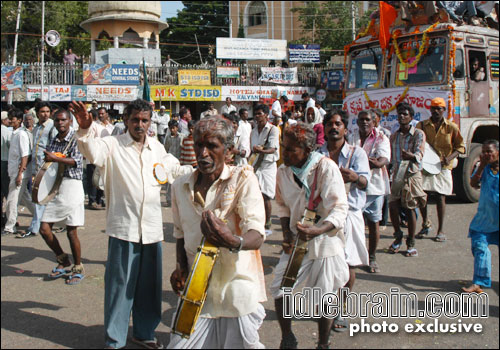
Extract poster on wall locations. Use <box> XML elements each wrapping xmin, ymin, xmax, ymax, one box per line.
<box><xmin>289</xmin><ymin>44</ymin><xmax>320</xmax><ymax>63</ymax></box>
<box><xmin>83</xmin><ymin>64</ymin><xmax>140</xmax><ymax>85</ymax></box>
<box><xmin>1</xmin><ymin>66</ymin><xmax>23</xmax><ymax>91</ymax></box>
<box><xmin>216</xmin><ymin>67</ymin><xmax>240</xmax><ymax>78</ymax></box>
<box><xmin>259</xmin><ymin>67</ymin><xmax>298</xmax><ymax>85</ymax></box>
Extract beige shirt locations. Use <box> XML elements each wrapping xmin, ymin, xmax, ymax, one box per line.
<box><xmin>275</xmin><ymin>157</ymin><xmax>348</xmax><ymax>259</ymax></box>
<box><xmin>172</xmin><ymin>164</ymin><xmax>267</xmax><ymax>318</ymax></box>
<box><xmin>77</xmin><ymin>123</ymin><xmax>192</xmax><ymax>244</ymax></box>
<box><xmin>250</xmin><ymin>123</ymin><xmax>280</xmax><ymax>163</ymax></box>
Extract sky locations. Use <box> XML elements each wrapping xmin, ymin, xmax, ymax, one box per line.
<box><xmin>161</xmin><ymin>1</ymin><xmax>185</xmax><ymax>20</ymax></box>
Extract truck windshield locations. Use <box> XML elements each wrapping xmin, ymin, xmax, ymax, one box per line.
<box><xmin>393</xmin><ymin>36</ymin><xmax>447</xmax><ymax>85</ymax></box>
<box><xmin>347</xmin><ymin>47</ymin><xmax>382</xmax><ymax>90</ymax></box>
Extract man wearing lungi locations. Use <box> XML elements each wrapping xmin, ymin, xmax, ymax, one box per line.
<box><xmin>39</xmin><ymin>109</ymin><xmax>85</xmax><ymax>285</ymax></box>
<box><xmin>71</xmin><ymin>99</ymin><xmax>191</xmax><ymax>349</ymax></box>
<box><xmin>388</xmin><ymin>103</ymin><xmax>427</xmax><ymax>257</ymax></box>
<box><xmin>416</xmin><ymin>97</ymin><xmax>465</xmax><ymax>242</ymax></box>
<box><xmin>169</xmin><ymin>115</ymin><xmax>267</xmax><ymax>348</ymax></box>
<box><xmin>319</xmin><ymin>110</ymin><xmax>371</xmax><ymax>332</ymax></box>
<box><xmin>271</xmin><ymin>122</ymin><xmax>349</xmax><ymax>349</ymax></box>
<box><xmin>250</xmin><ymin>104</ymin><xmax>280</xmax><ymax>234</ymax></box>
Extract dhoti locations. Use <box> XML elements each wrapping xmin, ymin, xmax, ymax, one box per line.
<box><xmin>255</xmin><ymin>160</ymin><xmax>277</xmax><ymax>199</ymax></box>
<box><xmin>344</xmin><ymin>209</ymin><xmax>369</xmax><ymax>267</ymax></box>
<box><xmin>42</xmin><ymin>178</ymin><xmax>85</xmax><ymax>226</ymax></box>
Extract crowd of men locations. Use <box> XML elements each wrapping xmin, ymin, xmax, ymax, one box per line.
<box><xmin>0</xmin><ymin>95</ymin><xmax>498</xmax><ymax>349</ymax></box>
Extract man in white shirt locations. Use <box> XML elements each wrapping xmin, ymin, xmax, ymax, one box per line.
<box><xmin>221</xmin><ymin>97</ymin><xmax>237</xmax><ymax>115</ymax></box>
<box><xmin>98</xmin><ymin>107</ymin><xmax>115</xmax><ymax>137</ymax></box>
<box><xmin>271</xmin><ymin>95</ymin><xmax>288</xmax><ymax>124</ymax></box>
<box><xmin>316</xmin><ymin>101</ymin><xmax>327</xmax><ymax>124</ymax></box>
<box><xmin>250</xmin><ymin>104</ymin><xmax>280</xmax><ymax>234</ymax></box>
<box><xmin>1</xmin><ymin>111</ymin><xmax>12</xmax><ymax>226</ymax></box>
<box><xmin>302</xmin><ymin>92</ymin><xmax>316</xmax><ymax>110</ymax></box>
<box><xmin>3</xmin><ymin>109</ymin><xmax>35</xmax><ymax>235</ymax></box>
<box><xmin>227</xmin><ymin>113</ymin><xmax>250</xmax><ymax>166</ymax></box>
<box><xmin>169</xmin><ymin>115</ymin><xmax>267</xmax><ymax>348</ymax></box>
<box><xmin>200</xmin><ymin>102</ymin><xmax>218</xmax><ymax>120</ymax></box>
<box><xmin>238</xmin><ymin>108</ymin><xmax>252</xmax><ymax>140</ymax></box>
<box><xmin>71</xmin><ymin>99</ymin><xmax>192</xmax><ymax>349</ymax></box>
<box><xmin>153</xmin><ymin>106</ymin><xmax>170</xmax><ymax>144</ymax></box>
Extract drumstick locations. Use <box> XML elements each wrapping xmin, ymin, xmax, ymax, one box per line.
<box><xmin>195</xmin><ymin>192</ymin><xmax>205</xmax><ymax>207</ymax></box>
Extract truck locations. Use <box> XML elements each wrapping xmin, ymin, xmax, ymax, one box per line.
<box><xmin>343</xmin><ymin>22</ymin><xmax>499</xmax><ymax>202</ymax></box>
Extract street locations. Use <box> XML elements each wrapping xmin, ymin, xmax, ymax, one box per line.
<box><xmin>1</xmin><ymin>192</ymin><xmax>498</xmax><ymax>349</ymax></box>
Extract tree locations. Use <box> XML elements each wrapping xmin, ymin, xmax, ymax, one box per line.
<box><xmin>291</xmin><ymin>1</ymin><xmax>371</xmax><ymax>63</ymax></box>
<box><xmin>1</xmin><ymin>1</ymin><xmax>90</xmax><ymax>63</ymax></box>
<box><xmin>160</xmin><ymin>1</ymin><xmax>229</xmax><ymax>65</ymax></box>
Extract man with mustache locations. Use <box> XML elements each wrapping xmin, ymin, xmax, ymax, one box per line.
<box><xmin>416</xmin><ymin>97</ymin><xmax>465</xmax><ymax>242</ymax></box>
<box><xmin>169</xmin><ymin>115</ymin><xmax>267</xmax><ymax>348</ymax></box>
<box><xmin>70</xmin><ymin>99</ymin><xmax>192</xmax><ymax>349</ymax></box>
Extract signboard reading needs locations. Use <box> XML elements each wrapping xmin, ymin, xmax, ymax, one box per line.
<box><xmin>83</xmin><ymin>64</ymin><xmax>140</xmax><ymax>85</ymax></box>
<box><xmin>216</xmin><ymin>38</ymin><xmax>287</xmax><ymax>60</ymax></box>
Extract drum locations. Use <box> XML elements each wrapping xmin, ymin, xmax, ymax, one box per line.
<box><xmin>32</xmin><ymin>162</ymin><xmax>65</xmax><ymax>205</ymax></box>
<box><xmin>422</xmin><ymin>143</ymin><xmax>442</xmax><ymax>175</ymax></box>
<box><xmin>92</xmin><ymin>166</ymin><xmax>105</xmax><ymax>191</ymax></box>
<box><xmin>391</xmin><ymin>160</ymin><xmax>410</xmax><ymax>196</ymax></box>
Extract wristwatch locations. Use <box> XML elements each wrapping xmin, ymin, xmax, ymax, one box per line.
<box><xmin>229</xmin><ymin>235</ymin><xmax>244</xmax><ymax>253</ymax></box>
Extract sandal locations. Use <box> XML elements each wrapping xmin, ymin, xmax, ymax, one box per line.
<box><xmin>434</xmin><ymin>233</ymin><xmax>447</xmax><ymax>242</ymax></box>
<box><xmin>66</xmin><ymin>264</ymin><xmax>85</xmax><ymax>285</ymax></box>
<box><xmin>369</xmin><ymin>260</ymin><xmax>380</xmax><ymax>273</ymax></box>
<box><xmin>48</xmin><ymin>267</ymin><xmax>70</xmax><ymax>279</ymax></box>
<box><xmin>405</xmin><ymin>248</ymin><xmax>418</xmax><ymax>257</ymax></box>
<box><xmin>388</xmin><ymin>240</ymin><xmax>402</xmax><ymax>254</ymax></box>
<box><xmin>48</xmin><ymin>253</ymin><xmax>71</xmax><ymax>279</ymax></box>
<box><xmin>131</xmin><ymin>337</ymin><xmax>164</xmax><ymax>349</ymax></box>
<box><xmin>332</xmin><ymin>315</ymin><xmax>349</xmax><ymax>333</ymax></box>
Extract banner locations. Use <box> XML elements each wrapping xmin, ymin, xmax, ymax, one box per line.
<box><xmin>151</xmin><ymin>86</ymin><xmax>222</xmax><ymax>101</ymax></box>
<box><xmin>216</xmin><ymin>66</ymin><xmax>240</xmax><ymax>78</ymax></box>
<box><xmin>71</xmin><ymin>86</ymin><xmax>88</xmax><ymax>101</ymax></box>
<box><xmin>221</xmin><ymin>86</ymin><xmax>315</xmax><ymax>102</ymax></box>
<box><xmin>289</xmin><ymin>44</ymin><xmax>320</xmax><ymax>63</ymax></box>
<box><xmin>343</xmin><ymin>87</ymin><xmax>451</xmax><ymax>134</ymax></box>
<box><xmin>259</xmin><ymin>67</ymin><xmax>298</xmax><ymax>85</ymax></box>
<box><xmin>321</xmin><ymin>70</ymin><xmax>344</xmax><ymax>90</ymax></box>
<box><xmin>49</xmin><ymin>85</ymin><xmax>72</xmax><ymax>101</ymax></box>
<box><xmin>86</xmin><ymin>85</ymin><xmax>140</xmax><ymax>101</ymax></box>
<box><xmin>1</xmin><ymin>66</ymin><xmax>23</xmax><ymax>91</ymax></box>
<box><xmin>178</xmin><ymin>70</ymin><xmax>211</xmax><ymax>86</ymax></box>
<box><xmin>26</xmin><ymin>86</ymin><xmax>49</xmax><ymax>101</ymax></box>
<box><xmin>83</xmin><ymin>64</ymin><xmax>140</xmax><ymax>85</ymax></box>
<box><xmin>216</xmin><ymin>38</ymin><xmax>287</xmax><ymax>60</ymax></box>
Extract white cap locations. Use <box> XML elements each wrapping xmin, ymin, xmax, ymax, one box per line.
<box><xmin>1</xmin><ymin>111</ymin><xmax>8</xmax><ymax>120</ymax></box>
<box><xmin>160</xmin><ymin>106</ymin><xmax>166</xmax><ymax>110</ymax></box>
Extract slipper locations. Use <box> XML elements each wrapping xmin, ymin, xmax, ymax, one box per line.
<box><xmin>416</xmin><ymin>227</ymin><xmax>431</xmax><ymax>239</ymax></box>
<box><xmin>48</xmin><ymin>267</ymin><xmax>70</xmax><ymax>279</ymax></box>
<box><xmin>369</xmin><ymin>260</ymin><xmax>380</xmax><ymax>273</ymax></box>
<box><xmin>130</xmin><ymin>337</ymin><xmax>164</xmax><ymax>349</ymax></box>
<box><xmin>388</xmin><ymin>241</ymin><xmax>402</xmax><ymax>254</ymax></box>
<box><xmin>66</xmin><ymin>273</ymin><xmax>85</xmax><ymax>285</ymax></box>
<box><xmin>405</xmin><ymin>248</ymin><xmax>418</xmax><ymax>257</ymax></box>
<box><xmin>434</xmin><ymin>233</ymin><xmax>447</xmax><ymax>242</ymax></box>
<box><xmin>332</xmin><ymin>315</ymin><xmax>349</xmax><ymax>333</ymax></box>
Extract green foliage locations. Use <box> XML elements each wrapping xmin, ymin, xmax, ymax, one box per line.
<box><xmin>291</xmin><ymin>1</ymin><xmax>371</xmax><ymax>63</ymax></box>
<box><xmin>160</xmin><ymin>1</ymin><xmax>229</xmax><ymax>64</ymax></box>
<box><xmin>1</xmin><ymin>1</ymin><xmax>90</xmax><ymax>63</ymax></box>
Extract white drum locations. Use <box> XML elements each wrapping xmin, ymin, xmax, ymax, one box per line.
<box><xmin>423</xmin><ymin>143</ymin><xmax>442</xmax><ymax>175</ymax></box>
<box><xmin>32</xmin><ymin>162</ymin><xmax>65</xmax><ymax>205</ymax></box>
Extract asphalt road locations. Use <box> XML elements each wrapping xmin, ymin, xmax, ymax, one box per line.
<box><xmin>1</xmin><ymin>193</ymin><xmax>498</xmax><ymax>349</ymax></box>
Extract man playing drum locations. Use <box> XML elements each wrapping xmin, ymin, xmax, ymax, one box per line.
<box><xmin>70</xmin><ymin>99</ymin><xmax>191</xmax><ymax>349</ymax></box>
<box><xmin>39</xmin><ymin>109</ymin><xmax>86</xmax><ymax>284</ymax></box>
<box><xmin>169</xmin><ymin>115</ymin><xmax>267</xmax><ymax>348</ymax></box>
<box><xmin>388</xmin><ymin>103</ymin><xmax>427</xmax><ymax>257</ymax></box>
<box><xmin>271</xmin><ymin>122</ymin><xmax>349</xmax><ymax>349</ymax></box>
<box><xmin>416</xmin><ymin>97</ymin><xmax>465</xmax><ymax>242</ymax></box>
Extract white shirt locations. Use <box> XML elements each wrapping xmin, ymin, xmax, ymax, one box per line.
<box><xmin>306</xmin><ymin>98</ymin><xmax>316</xmax><ymax>109</ymax></box>
<box><xmin>8</xmin><ymin>127</ymin><xmax>31</xmax><ymax>179</ymax></box>
<box><xmin>77</xmin><ymin>124</ymin><xmax>192</xmax><ymax>244</ymax></box>
<box><xmin>200</xmin><ymin>108</ymin><xmax>218</xmax><ymax>119</ymax></box>
<box><xmin>318</xmin><ymin>107</ymin><xmax>327</xmax><ymax>124</ymax></box>
<box><xmin>234</xmin><ymin>126</ymin><xmax>251</xmax><ymax>165</ymax></box>
<box><xmin>153</xmin><ymin>112</ymin><xmax>170</xmax><ymax>135</ymax></box>
<box><xmin>172</xmin><ymin>165</ymin><xmax>267</xmax><ymax>318</ymax></box>
<box><xmin>250</xmin><ymin>123</ymin><xmax>280</xmax><ymax>163</ymax></box>
<box><xmin>271</xmin><ymin>100</ymin><xmax>282</xmax><ymax>122</ymax></box>
<box><xmin>221</xmin><ymin>104</ymin><xmax>237</xmax><ymax>115</ymax></box>
<box><xmin>1</xmin><ymin>124</ymin><xmax>12</xmax><ymax>161</ymax></box>
<box><xmin>275</xmin><ymin>157</ymin><xmax>348</xmax><ymax>259</ymax></box>
<box><xmin>100</xmin><ymin>123</ymin><xmax>115</xmax><ymax>138</ymax></box>
<box><xmin>238</xmin><ymin>120</ymin><xmax>252</xmax><ymax>140</ymax></box>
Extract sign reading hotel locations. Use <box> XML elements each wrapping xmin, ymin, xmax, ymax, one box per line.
<box><xmin>86</xmin><ymin>85</ymin><xmax>140</xmax><ymax>101</ymax></box>
<box><xmin>178</xmin><ymin>70</ymin><xmax>211</xmax><ymax>86</ymax></box>
<box><xmin>289</xmin><ymin>44</ymin><xmax>320</xmax><ymax>63</ymax></box>
<box><xmin>216</xmin><ymin>38</ymin><xmax>287</xmax><ymax>60</ymax></box>
<box><xmin>151</xmin><ymin>86</ymin><xmax>222</xmax><ymax>101</ymax></box>
<box><xmin>221</xmin><ymin>86</ymin><xmax>315</xmax><ymax>102</ymax></box>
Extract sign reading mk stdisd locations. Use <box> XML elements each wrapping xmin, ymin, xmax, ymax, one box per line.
<box><xmin>151</xmin><ymin>86</ymin><xmax>222</xmax><ymax>101</ymax></box>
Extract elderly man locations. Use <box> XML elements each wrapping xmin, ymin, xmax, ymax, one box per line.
<box><xmin>250</xmin><ymin>104</ymin><xmax>280</xmax><ymax>234</ymax></box>
<box><xmin>70</xmin><ymin>99</ymin><xmax>191</xmax><ymax>349</ymax></box>
<box><xmin>416</xmin><ymin>97</ymin><xmax>465</xmax><ymax>242</ymax></box>
<box><xmin>169</xmin><ymin>115</ymin><xmax>267</xmax><ymax>348</ymax></box>
<box><xmin>271</xmin><ymin>122</ymin><xmax>348</xmax><ymax>349</ymax></box>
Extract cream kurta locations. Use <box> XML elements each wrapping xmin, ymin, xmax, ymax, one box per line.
<box><xmin>77</xmin><ymin>123</ymin><xmax>192</xmax><ymax>244</ymax></box>
<box><xmin>172</xmin><ymin>165</ymin><xmax>267</xmax><ymax>318</ymax></box>
<box><xmin>275</xmin><ymin>157</ymin><xmax>349</xmax><ymax>259</ymax></box>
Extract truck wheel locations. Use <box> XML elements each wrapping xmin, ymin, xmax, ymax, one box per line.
<box><xmin>454</xmin><ymin>143</ymin><xmax>481</xmax><ymax>203</ymax></box>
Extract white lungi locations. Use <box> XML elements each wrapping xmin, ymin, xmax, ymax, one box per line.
<box><xmin>422</xmin><ymin>168</ymin><xmax>453</xmax><ymax>195</ymax></box>
<box><xmin>270</xmin><ymin>252</ymin><xmax>349</xmax><ymax>302</ymax></box>
<box><xmin>168</xmin><ymin>303</ymin><xmax>266</xmax><ymax>349</ymax></box>
<box><xmin>255</xmin><ymin>160</ymin><xmax>277</xmax><ymax>199</ymax></box>
<box><xmin>344</xmin><ymin>209</ymin><xmax>369</xmax><ymax>267</ymax></box>
<box><xmin>42</xmin><ymin>178</ymin><xmax>85</xmax><ymax>226</ymax></box>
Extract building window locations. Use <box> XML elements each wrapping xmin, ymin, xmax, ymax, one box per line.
<box><xmin>248</xmin><ymin>1</ymin><xmax>267</xmax><ymax>27</ymax></box>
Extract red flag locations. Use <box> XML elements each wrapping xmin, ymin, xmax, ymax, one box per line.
<box><xmin>379</xmin><ymin>1</ymin><xmax>398</xmax><ymax>50</ymax></box>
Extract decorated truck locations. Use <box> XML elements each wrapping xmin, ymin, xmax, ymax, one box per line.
<box><xmin>343</xmin><ymin>21</ymin><xmax>499</xmax><ymax>202</ymax></box>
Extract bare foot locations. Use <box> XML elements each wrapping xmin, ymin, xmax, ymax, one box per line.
<box><xmin>462</xmin><ymin>284</ymin><xmax>483</xmax><ymax>293</ymax></box>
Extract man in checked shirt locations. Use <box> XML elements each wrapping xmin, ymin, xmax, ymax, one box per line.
<box><xmin>38</xmin><ymin>108</ymin><xmax>86</xmax><ymax>285</ymax></box>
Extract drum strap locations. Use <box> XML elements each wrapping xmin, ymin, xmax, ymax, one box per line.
<box><xmin>252</xmin><ymin>127</ymin><xmax>273</xmax><ymax>172</ymax></box>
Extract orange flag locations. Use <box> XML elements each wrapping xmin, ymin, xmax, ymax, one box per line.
<box><xmin>379</xmin><ymin>1</ymin><xmax>398</xmax><ymax>50</ymax></box>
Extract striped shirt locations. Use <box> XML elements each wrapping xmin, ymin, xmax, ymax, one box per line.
<box><xmin>179</xmin><ymin>134</ymin><xmax>197</xmax><ymax>167</ymax></box>
<box><xmin>390</xmin><ymin>126</ymin><xmax>426</xmax><ymax>176</ymax></box>
<box><xmin>47</xmin><ymin>129</ymin><xmax>83</xmax><ymax>180</ymax></box>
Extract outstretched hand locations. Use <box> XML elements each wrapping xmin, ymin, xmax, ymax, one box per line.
<box><xmin>68</xmin><ymin>101</ymin><xmax>92</xmax><ymax>130</ymax></box>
